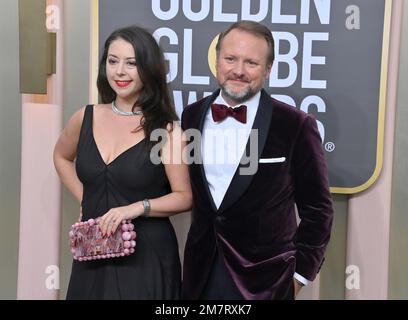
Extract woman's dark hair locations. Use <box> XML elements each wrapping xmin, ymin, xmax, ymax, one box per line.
<box><xmin>97</xmin><ymin>25</ymin><xmax>178</xmax><ymax>150</ymax></box>
<box><xmin>216</xmin><ymin>20</ymin><xmax>275</xmax><ymax>65</ymax></box>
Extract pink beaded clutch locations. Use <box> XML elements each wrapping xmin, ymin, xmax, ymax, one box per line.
<box><xmin>69</xmin><ymin>217</ymin><xmax>136</xmax><ymax>261</ymax></box>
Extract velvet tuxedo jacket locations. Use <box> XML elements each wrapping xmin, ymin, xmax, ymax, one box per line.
<box><xmin>181</xmin><ymin>89</ymin><xmax>333</xmax><ymax>300</ymax></box>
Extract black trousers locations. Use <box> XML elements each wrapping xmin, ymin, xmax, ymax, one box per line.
<box><xmin>200</xmin><ymin>251</ymin><xmax>294</xmax><ymax>300</ymax></box>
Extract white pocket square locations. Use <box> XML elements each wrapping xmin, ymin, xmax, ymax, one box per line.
<box><xmin>259</xmin><ymin>157</ymin><xmax>286</xmax><ymax>163</ymax></box>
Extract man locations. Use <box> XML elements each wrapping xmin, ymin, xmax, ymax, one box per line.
<box><xmin>181</xmin><ymin>21</ymin><xmax>333</xmax><ymax>300</ymax></box>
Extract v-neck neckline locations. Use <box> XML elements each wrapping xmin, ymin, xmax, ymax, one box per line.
<box><xmin>91</xmin><ymin>106</ymin><xmax>146</xmax><ymax>166</ymax></box>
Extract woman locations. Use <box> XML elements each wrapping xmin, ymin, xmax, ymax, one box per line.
<box><xmin>53</xmin><ymin>26</ymin><xmax>192</xmax><ymax>299</ymax></box>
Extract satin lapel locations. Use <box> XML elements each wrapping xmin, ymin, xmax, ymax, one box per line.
<box><xmin>190</xmin><ymin>90</ymin><xmax>220</xmax><ymax>213</ymax></box>
<box><xmin>218</xmin><ymin>90</ymin><xmax>274</xmax><ymax>213</ymax></box>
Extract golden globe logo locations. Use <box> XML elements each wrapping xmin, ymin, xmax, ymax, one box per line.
<box><xmin>207</xmin><ymin>34</ymin><xmax>219</xmax><ymax>78</ymax></box>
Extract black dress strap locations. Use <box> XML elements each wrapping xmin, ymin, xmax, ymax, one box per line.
<box><xmin>77</xmin><ymin>105</ymin><xmax>94</xmax><ymax>150</ymax></box>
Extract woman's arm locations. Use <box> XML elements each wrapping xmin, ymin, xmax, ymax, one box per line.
<box><xmin>53</xmin><ymin>107</ymin><xmax>85</xmax><ymax>203</ymax></box>
<box><xmin>146</xmin><ymin>124</ymin><xmax>192</xmax><ymax>214</ymax></box>
<box><xmin>101</xmin><ymin>123</ymin><xmax>192</xmax><ymax>236</ymax></box>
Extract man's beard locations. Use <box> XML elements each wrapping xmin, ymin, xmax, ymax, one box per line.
<box><xmin>220</xmin><ymin>81</ymin><xmax>256</xmax><ymax>105</ymax></box>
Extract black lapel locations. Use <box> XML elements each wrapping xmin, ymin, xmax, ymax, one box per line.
<box><xmin>190</xmin><ymin>90</ymin><xmax>220</xmax><ymax>213</ymax></box>
<box><xmin>217</xmin><ymin>90</ymin><xmax>274</xmax><ymax>213</ymax></box>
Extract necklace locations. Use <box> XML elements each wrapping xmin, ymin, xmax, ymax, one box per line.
<box><xmin>111</xmin><ymin>101</ymin><xmax>143</xmax><ymax>116</ymax></box>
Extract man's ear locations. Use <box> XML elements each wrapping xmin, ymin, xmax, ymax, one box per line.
<box><xmin>264</xmin><ymin>63</ymin><xmax>272</xmax><ymax>79</ymax></box>
<box><xmin>214</xmin><ymin>56</ymin><xmax>220</xmax><ymax>75</ymax></box>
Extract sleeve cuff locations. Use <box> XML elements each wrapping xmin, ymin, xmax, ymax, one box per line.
<box><xmin>294</xmin><ymin>272</ymin><xmax>311</xmax><ymax>286</ymax></box>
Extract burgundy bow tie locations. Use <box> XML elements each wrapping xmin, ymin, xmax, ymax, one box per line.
<box><xmin>211</xmin><ymin>103</ymin><xmax>247</xmax><ymax>124</ymax></box>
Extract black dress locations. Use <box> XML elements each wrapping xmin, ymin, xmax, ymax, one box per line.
<box><xmin>66</xmin><ymin>105</ymin><xmax>181</xmax><ymax>299</ymax></box>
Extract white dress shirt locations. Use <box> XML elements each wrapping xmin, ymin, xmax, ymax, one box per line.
<box><xmin>202</xmin><ymin>91</ymin><xmax>260</xmax><ymax>209</ymax></box>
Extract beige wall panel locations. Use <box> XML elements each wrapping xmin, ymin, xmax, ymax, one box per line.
<box><xmin>58</xmin><ymin>0</ymin><xmax>91</xmax><ymax>299</ymax></box>
<box><xmin>389</xmin><ymin>1</ymin><xmax>408</xmax><ymax>300</ymax></box>
<box><xmin>320</xmin><ymin>194</ymin><xmax>348</xmax><ymax>300</ymax></box>
<box><xmin>19</xmin><ymin>0</ymin><xmax>48</xmax><ymax>94</ymax></box>
<box><xmin>0</xmin><ymin>0</ymin><xmax>21</xmax><ymax>300</ymax></box>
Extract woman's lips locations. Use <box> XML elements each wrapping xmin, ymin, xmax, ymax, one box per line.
<box><xmin>115</xmin><ymin>80</ymin><xmax>132</xmax><ymax>88</ymax></box>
